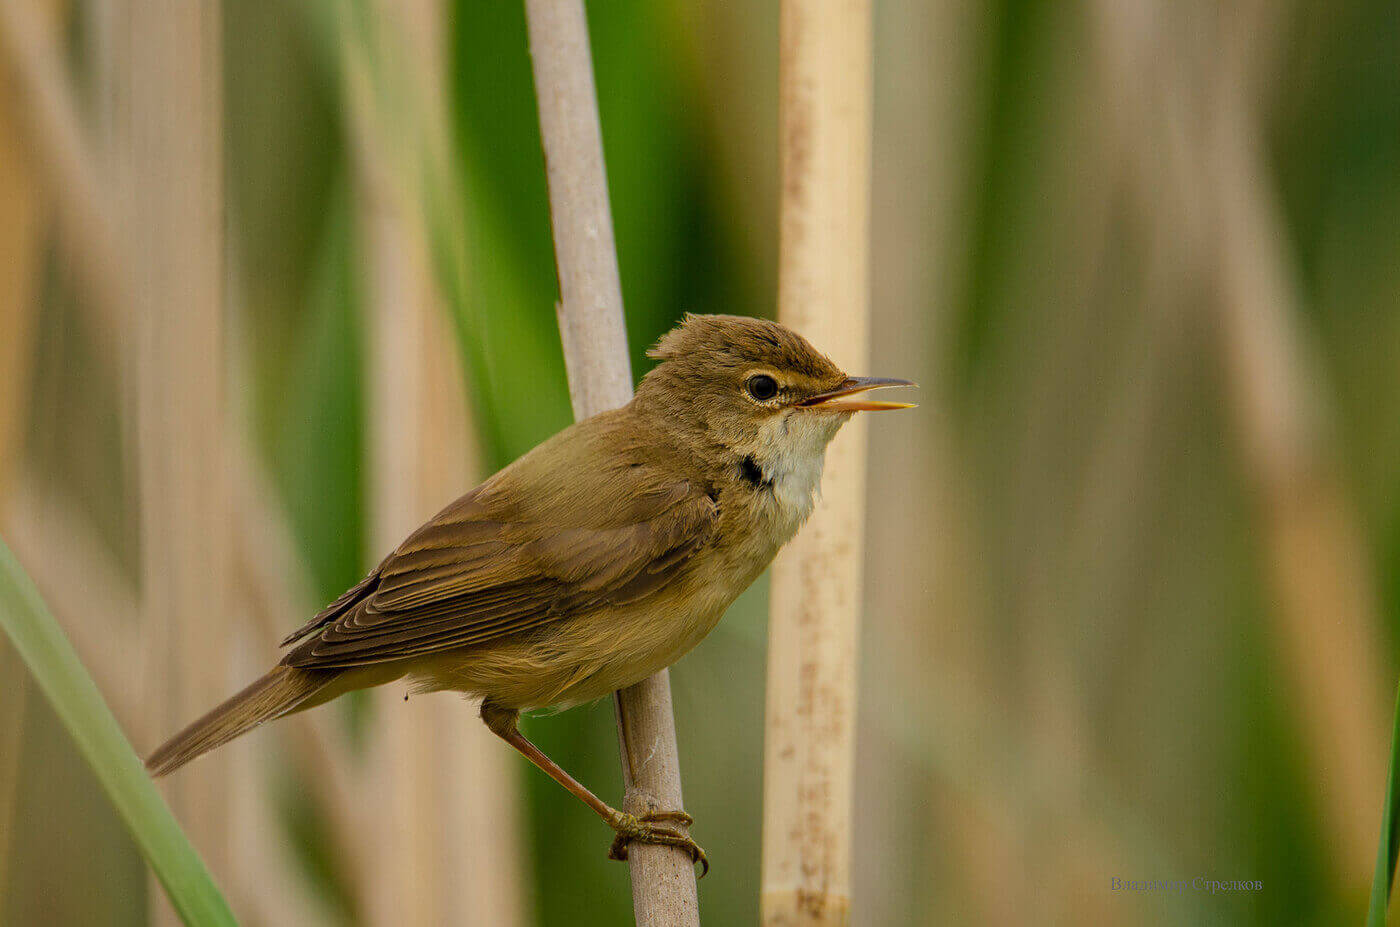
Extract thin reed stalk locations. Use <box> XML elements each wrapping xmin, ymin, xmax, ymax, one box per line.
<box><xmin>118</xmin><ymin>3</ymin><xmax>235</xmax><ymax>921</ymax></box>
<box><xmin>761</xmin><ymin>1</ymin><xmax>873</xmax><ymax>924</ymax></box>
<box><xmin>523</xmin><ymin>2</ymin><xmax>701</xmax><ymax>923</ymax></box>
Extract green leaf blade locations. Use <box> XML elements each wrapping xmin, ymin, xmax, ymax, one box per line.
<box><xmin>1368</xmin><ymin>683</ymin><xmax>1400</xmax><ymax>927</ymax></box>
<box><xmin>0</xmin><ymin>537</ymin><xmax>237</xmax><ymax>927</ymax></box>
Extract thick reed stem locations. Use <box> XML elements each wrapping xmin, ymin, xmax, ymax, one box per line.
<box><xmin>523</xmin><ymin>2</ymin><xmax>702</xmax><ymax>924</ymax></box>
<box><xmin>761</xmin><ymin>0</ymin><xmax>873</xmax><ymax>924</ymax></box>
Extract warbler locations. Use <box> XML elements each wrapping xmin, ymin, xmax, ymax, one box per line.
<box><xmin>147</xmin><ymin>313</ymin><xmax>914</xmax><ymax>871</ymax></box>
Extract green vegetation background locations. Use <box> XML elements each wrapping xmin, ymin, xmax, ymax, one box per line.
<box><xmin>8</xmin><ymin>0</ymin><xmax>1400</xmax><ymax>925</ymax></box>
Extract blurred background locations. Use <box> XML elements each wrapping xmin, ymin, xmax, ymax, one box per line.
<box><xmin>1</xmin><ymin>0</ymin><xmax>1398</xmax><ymax>924</ymax></box>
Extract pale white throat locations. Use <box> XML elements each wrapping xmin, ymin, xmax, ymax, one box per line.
<box><xmin>745</xmin><ymin>407</ymin><xmax>851</xmax><ymax>528</ymax></box>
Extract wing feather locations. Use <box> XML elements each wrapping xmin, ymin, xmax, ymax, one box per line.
<box><xmin>281</xmin><ymin>474</ymin><xmax>716</xmax><ymax>670</ymax></box>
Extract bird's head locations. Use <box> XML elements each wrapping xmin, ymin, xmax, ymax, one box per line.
<box><xmin>634</xmin><ymin>314</ymin><xmax>914</xmax><ymax>471</ymax></box>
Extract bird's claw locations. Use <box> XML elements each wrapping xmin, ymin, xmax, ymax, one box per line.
<box><xmin>638</xmin><ymin>809</ymin><xmax>693</xmax><ymax>827</ymax></box>
<box><xmin>606</xmin><ymin>810</ymin><xmax>709</xmax><ymax>878</ymax></box>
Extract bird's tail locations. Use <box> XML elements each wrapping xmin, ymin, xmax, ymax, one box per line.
<box><xmin>146</xmin><ymin>665</ymin><xmax>330</xmax><ymax>777</ymax></box>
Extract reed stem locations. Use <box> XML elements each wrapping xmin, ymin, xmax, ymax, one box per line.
<box><xmin>761</xmin><ymin>0</ymin><xmax>873</xmax><ymax>923</ymax></box>
<box><xmin>523</xmin><ymin>3</ymin><xmax>701</xmax><ymax>923</ymax></box>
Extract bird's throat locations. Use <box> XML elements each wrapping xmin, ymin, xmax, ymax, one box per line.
<box><xmin>740</xmin><ymin>411</ymin><xmax>843</xmax><ymax>530</ymax></box>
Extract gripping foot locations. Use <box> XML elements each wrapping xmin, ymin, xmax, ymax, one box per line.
<box><xmin>606</xmin><ymin>810</ymin><xmax>708</xmax><ymax>878</ymax></box>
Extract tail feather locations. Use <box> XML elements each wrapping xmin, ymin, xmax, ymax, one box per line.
<box><xmin>146</xmin><ymin>665</ymin><xmax>330</xmax><ymax>776</ymax></box>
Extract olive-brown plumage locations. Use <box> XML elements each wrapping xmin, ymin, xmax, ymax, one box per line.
<box><xmin>146</xmin><ymin>313</ymin><xmax>913</xmax><ymax>870</ymax></box>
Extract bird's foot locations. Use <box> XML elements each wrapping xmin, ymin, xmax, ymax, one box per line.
<box><xmin>606</xmin><ymin>809</ymin><xmax>708</xmax><ymax>878</ymax></box>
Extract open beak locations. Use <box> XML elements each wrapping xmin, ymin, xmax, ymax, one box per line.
<box><xmin>796</xmin><ymin>376</ymin><xmax>917</xmax><ymax>412</ymax></box>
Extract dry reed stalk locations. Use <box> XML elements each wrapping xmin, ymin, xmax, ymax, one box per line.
<box><xmin>760</xmin><ymin>1</ymin><xmax>872</xmax><ymax>924</ymax></box>
<box><xmin>344</xmin><ymin>2</ymin><xmax>528</xmax><ymax>923</ymax></box>
<box><xmin>118</xmin><ymin>3</ymin><xmax>235</xmax><ymax>921</ymax></box>
<box><xmin>522</xmin><ymin>2</ymin><xmax>701</xmax><ymax>922</ymax></box>
<box><xmin>523</xmin><ymin>1</ymin><xmax>634</xmax><ymax>411</ymax></box>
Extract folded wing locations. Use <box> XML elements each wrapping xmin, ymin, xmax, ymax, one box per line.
<box><xmin>279</xmin><ymin>475</ymin><xmax>717</xmax><ymax>670</ymax></box>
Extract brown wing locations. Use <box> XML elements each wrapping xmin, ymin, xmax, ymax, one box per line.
<box><xmin>279</xmin><ymin>478</ymin><xmax>717</xmax><ymax>670</ymax></box>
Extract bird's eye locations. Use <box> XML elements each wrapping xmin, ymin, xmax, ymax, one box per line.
<box><xmin>746</xmin><ymin>374</ymin><xmax>779</xmax><ymax>401</ymax></box>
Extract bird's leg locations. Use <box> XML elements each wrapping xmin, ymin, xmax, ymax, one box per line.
<box><xmin>480</xmin><ymin>703</ymin><xmax>707</xmax><ymax>875</ymax></box>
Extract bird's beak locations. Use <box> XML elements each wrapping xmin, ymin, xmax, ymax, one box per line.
<box><xmin>796</xmin><ymin>376</ymin><xmax>917</xmax><ymax>412</ymax></box>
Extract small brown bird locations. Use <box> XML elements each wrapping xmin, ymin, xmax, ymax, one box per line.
<box><xmin>147</xmin><ymin>313</ymin><xmax>913</xmax><ymax>871</ymax></box>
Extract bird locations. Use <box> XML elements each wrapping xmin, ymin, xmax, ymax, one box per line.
<box><xmin>145</xmin><ymin>313</ymin><xmax>914</xmax><ymax>872</ymax></box>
